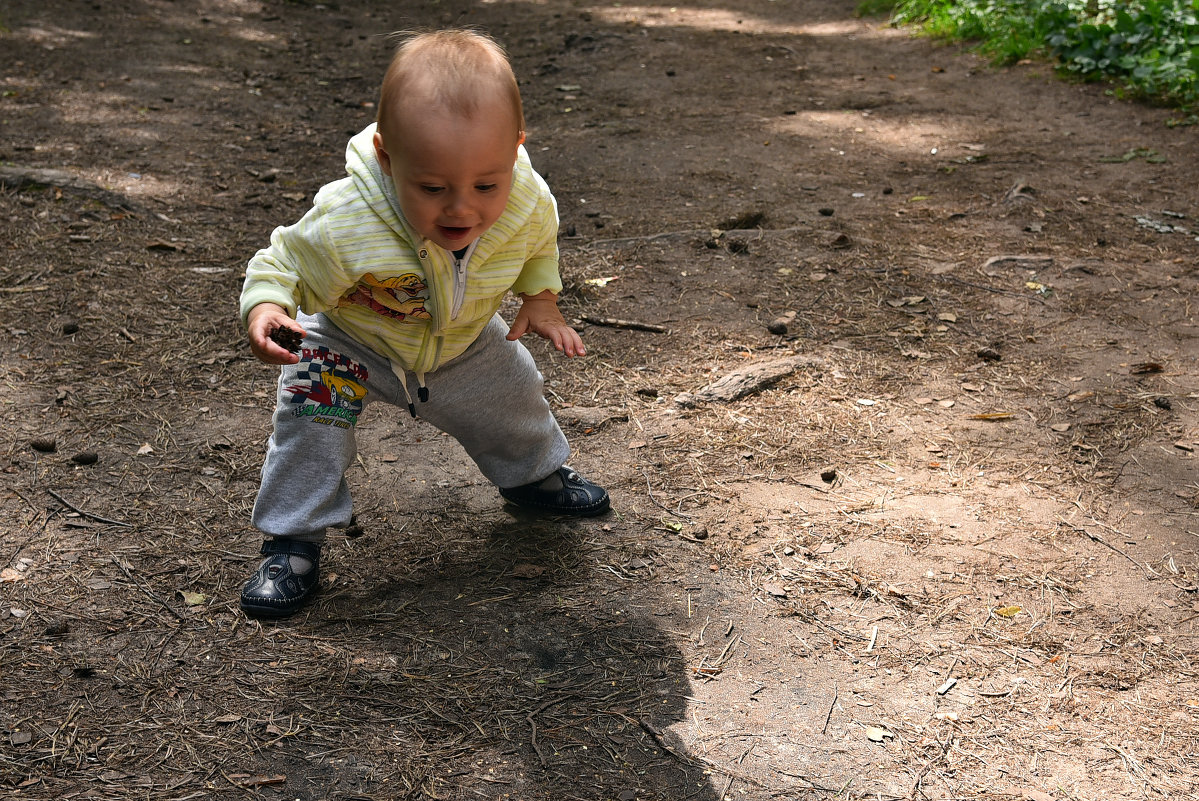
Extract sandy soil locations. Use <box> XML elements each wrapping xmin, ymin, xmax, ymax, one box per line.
<box><xmin>2</xmin><ymin>1</ymin><xmax>1198</xmax><ymax>799</ymax></box>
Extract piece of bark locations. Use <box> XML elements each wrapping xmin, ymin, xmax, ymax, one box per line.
<box><xmin>675</xmin><ymin>355</ymin><xmax>821</xmax><ymax>406</ymax></box>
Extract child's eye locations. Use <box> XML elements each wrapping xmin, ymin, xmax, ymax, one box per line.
<box><xmin>476</xmin><ymin>184</ymin><xmax>497</xmax><ymax>193</ymax></box>
<box><xmin>420</xmin><ymin>185</ymin><xmax>444</xmax><ymax>195</ymax></box>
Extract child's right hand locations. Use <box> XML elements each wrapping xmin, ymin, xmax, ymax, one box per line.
<box><xmin>247</xmin><ymin>302</ymin><xmax>306</xmax><ymax>365</ymax></box>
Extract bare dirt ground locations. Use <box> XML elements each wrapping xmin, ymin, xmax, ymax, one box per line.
<box><xmin>3</xmin><ymin>1</ymin><xmax>1199</xmax><ymax>799</ymax></box>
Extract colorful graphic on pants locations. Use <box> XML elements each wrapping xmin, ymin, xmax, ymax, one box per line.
<box><xmin>283</xmin><ymin>348</ymin><xmax>368</xmax><ymax>429</ymax></box>
<box><xmin>338</xmin><ymin>272</ymin><xmax>431</xmax><ymax>321</ymax></box>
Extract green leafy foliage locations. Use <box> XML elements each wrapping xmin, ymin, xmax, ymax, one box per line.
<box><xmin>878</xmin><ymin>0</ymin><xmax>1199</xmax><ymax>109</ymax></box>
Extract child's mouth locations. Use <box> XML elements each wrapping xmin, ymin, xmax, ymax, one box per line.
<box><xmin>438</xmin><ymin>225</ymin><xmax>472</xmax><ymax>240</ymax></box>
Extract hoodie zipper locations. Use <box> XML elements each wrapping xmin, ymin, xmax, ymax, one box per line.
<box><xmin>403</xmin><ymin>240</ymin><xmax>474</xmax><ymax>416</ymax></box>
<box><xmin>450</xmin><ymin>239</ymin><xmax>477</xmax><ymax>319</ymax></box>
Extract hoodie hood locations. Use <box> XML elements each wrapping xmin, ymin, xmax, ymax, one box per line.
<box><xmin>344</xmin><ymin>123</ymin><xmax>423</xmax><ymax>246</ymax></box>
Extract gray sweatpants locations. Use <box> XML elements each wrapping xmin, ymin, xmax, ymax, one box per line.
<box><xmin>250</xmin><ymin>311</ymin><xmax>570</xmax><ymax>542</ymax></box>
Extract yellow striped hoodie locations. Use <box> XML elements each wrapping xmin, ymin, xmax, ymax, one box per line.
<box><xmin>240</xmin><ymin>123</ymin><xmax>562</xmax><ymax>390</ymax></box>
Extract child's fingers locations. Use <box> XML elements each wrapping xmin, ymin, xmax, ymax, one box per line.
<box><xmin>506</xmin><ymin>317</ymin><xmax>529</xmax><ymax>341</ymax></box>
<box><xmin>556</xmin><ymin>327</ymin><xmax>585</xmax><ymax>357</ymax></box>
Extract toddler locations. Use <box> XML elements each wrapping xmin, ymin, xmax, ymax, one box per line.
<box><xmin>238</xmin><ymin>29</ymin><xmax>609</xmax><ymax>618</ymax></box>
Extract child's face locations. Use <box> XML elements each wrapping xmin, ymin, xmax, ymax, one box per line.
<box><xmin>374</xmin><ymin>100</ymin><xmax>522</xmax><ymax>252</ymax></box>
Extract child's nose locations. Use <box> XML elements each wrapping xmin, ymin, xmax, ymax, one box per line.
<box><xmin>445</xmin><ymin>191</ymin><xmax>470</xmax><ymax>217</ymax></box>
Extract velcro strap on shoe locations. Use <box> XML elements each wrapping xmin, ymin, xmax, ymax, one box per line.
<box><xmin>260</xmin><ymin>539</ymin><xmax>322</xmax><ymax>559</ymax></box>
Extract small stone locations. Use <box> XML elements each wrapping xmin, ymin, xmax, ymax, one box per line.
<box><xmin>62</xmin><ymin>321</ymin><xmax>79</xmax><ymax>335</ymax></box>
<box><xmin>820</xmin><ymin>468</ymin><xmax>837</xmax><ymax>483</ymax></box>
<box><xmin>767</xmin><ymin>310</ymin><xmax>796</xmax><ymax>336</ymax></box>
<box><xmin>818</xmin><ymin>207</ymin><xmax>835</xmax><ymax>217</ymax></box>
<box><xmin>1154</xmin><ymin>396</ymin><xmax>1172</xmax><ymax>410</ymax></box>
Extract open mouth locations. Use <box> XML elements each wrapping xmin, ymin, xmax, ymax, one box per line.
<box><xmin>438</xmin><ymin>225</ymin><xmax>472</xmax><ymax>240</ymax></box>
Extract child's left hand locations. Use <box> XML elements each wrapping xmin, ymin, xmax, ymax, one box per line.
<box><xmin>508</xmin><ymin>290</ymin><xmax>586</xmax><ymax>357</ymax></box>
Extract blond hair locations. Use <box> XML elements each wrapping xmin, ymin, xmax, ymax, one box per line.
<box><xmin>376</xmin><ymin>29</ymin><xmax>525</xmax><ymax>144</ymax></box>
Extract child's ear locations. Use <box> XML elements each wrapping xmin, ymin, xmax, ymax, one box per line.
<box><xmin>517</xmin><ymin>130</ymin><xmax>526</xmax><ymax>150</ymax></box>
<box><xmin>373</xmin><ymin>131</ymin><xmax>392</xmax><ymax>172</ymax></box>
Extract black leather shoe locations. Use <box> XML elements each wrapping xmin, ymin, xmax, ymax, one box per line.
<box><xmin>499</xmin><ymin>466</ymin><xmax>610</xmax><ymax>516</ymax></box>
<box><xmin>239</xmin><ymin>539</ymin><xmax>321</xmax><ymax>618</ymax></box>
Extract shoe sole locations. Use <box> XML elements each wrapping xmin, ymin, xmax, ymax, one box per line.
<box><xmin>500</xmin><ymin>495</ymin><xmax>611</xmax><ymax>517</ymax></box>
<box><xmin>239</xmin><ymin>597</ymin><xmax>312</xmax><ymax>618</ymax></box>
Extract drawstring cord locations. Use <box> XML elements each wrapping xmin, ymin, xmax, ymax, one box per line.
<box><xmin>393</xmin><ymin>366</ymin><xmax>430</xmax><ymax>418</ymax></box>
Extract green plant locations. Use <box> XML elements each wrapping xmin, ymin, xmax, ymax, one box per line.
<box><xmin>856</xmin><ymin>0</ymin><xmax>900</xmax><ymax>17</ymax></box>
<box><xmin>891</xmin><ymin>0</ymin><xmax>1199</xmax><ymax>108</ymax></box>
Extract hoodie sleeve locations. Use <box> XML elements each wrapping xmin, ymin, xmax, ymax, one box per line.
<box><xmin>508</xmin><ymin>166</ymin><xmax>563</xmax><ymax>298</ymax></box>
<box><xmin>239</xmin><ymin>203</ymin><xmax>349</xmax><ymax>326</ymax></box>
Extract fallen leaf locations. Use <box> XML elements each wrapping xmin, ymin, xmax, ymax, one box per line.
<box><xmin>628</xmin><ymin>440</ymin><xmax>647</xmax><ymax>449</ymax></box>
<box><xmin>0</xmin><ymin>568</ymin><xmax>24</xmax><ymax>582</ymax></box>
<box><xmin>1067</xmin><ymin>390</ymin><xmax>1095</xmax><ymax>402</ymax></box>
<box><xmin>762</xmin><ymin>582</ymin><xmax>788</xmax><ymax>598</ymax></box>
<box><xmin>213</xmin><ymin>714</ymin><xmax>242</xmax><ymax>724</ymax></box>
<box><xmin>1050</xmin><ymin>423</ymin><xmax>1071</xmax><ymax>432</ymax></box>
<box><xmin>177</xmin><ymin>590</ymin><xmax>207</xmax><ymax>606</ymax></box>
<box><xmin>865</xmin><ymin>726</ymin><xmax>893</xmax><ymax>742</ymax></box>
<box><xmin>136</xmin><ymin>443</ymin><xmax>154</xmax><ymax>455</ymax></box>
<box><xmin>995</xmin><ymin>605</ymin><xmax>1022</xmax><ymax>617</ymax></box>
